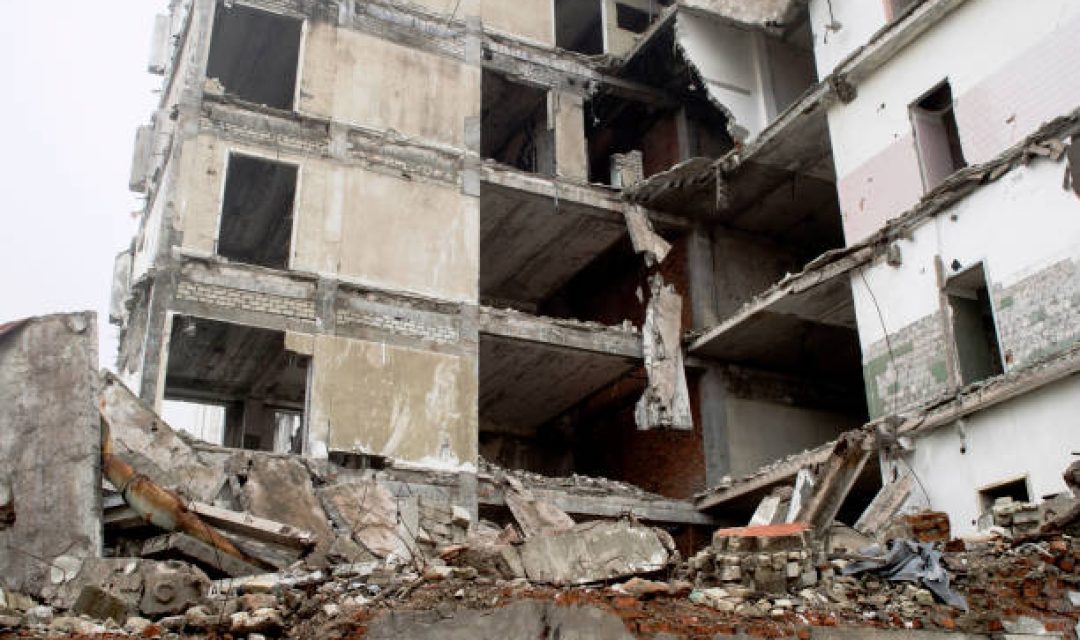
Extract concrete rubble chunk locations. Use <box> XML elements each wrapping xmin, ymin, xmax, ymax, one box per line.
<box><xmin>504</xmin><ymin>480</ymin><xmax>575</xmax><ymax>539</ymax></box>
<box><xmin>516</xmin><ymin>520</ymin><xmax>675</xmax><ymax>586</ymax></box>
<box><xmin>318</xmin><ymin>480</ymin><xmax>415</xmax><ymax>560</ymax></box>
<box><xmin>239</xmin><ymin>454</ymin><xmax>335</xmax><ymax>560</ymax></box>
<box><xmin>138</xmin><ymin>560</ymin><xmax>211</xmax><ymax>617</ymax></box>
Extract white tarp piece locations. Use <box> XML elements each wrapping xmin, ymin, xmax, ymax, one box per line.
<box><xmin>636</xmin><ymin>276</ymin><xmax>693</xmax><ymax>431</ymax></box>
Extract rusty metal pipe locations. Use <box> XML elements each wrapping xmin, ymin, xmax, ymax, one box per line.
<box><xmin>100</xmin><ymin>401</ymin><xmax>256</xmax><ymax>565</ymax></box>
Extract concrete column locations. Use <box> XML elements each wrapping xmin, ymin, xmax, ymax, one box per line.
<box><xmin>698</xmin><ymin>366</ymin><xmax>731</xmax><ymax>485</ymax></box>
<box><xmin>552</xmin><ymin>91</ymin><xmax>588</xmax><ymax>181</ymax></box>
<box><xmin>686</xmin><ymin>225</ymin><xmax>719</xmax><ymax>330</ymax></box>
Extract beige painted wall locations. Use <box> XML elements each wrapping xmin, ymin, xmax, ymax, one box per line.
<box><xmin>298</xmin><ymin>22</ymin><xmax>480</xmax><ymax>149</ymax></box>
<box><xmin>481</xmin><ymin>0</ymin><xmax>554</xmax><ymax>46</ymax></box>
<box><xmin>553</xmin><ymin>91</ymin><xmax>588</xmax><ymax>180</ymax></box>
<box><xmin>309</xmin><ymin>335</ymin><xmax>478</xmax><ymax>468</ymax></box>
<box><xmin>177</xmin><ymin>134</ymin><xmax>479</xmax><ymax>303</ymax></box>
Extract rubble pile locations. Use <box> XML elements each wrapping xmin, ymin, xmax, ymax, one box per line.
<box><xmin>0</xmin><ymin>372</ymin><xmax>1077</xmax><ymax>638</ymax></box>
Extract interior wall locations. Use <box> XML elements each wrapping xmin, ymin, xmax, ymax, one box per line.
<box><xmin>725</xmin><ymin>397</ymin><xmax>861</xmax><ymax>477</ymax></box>
<box><xmin>574</xmin><ymin>372</ymin><xmax>706</xmax><ymax>498</ymax></box>
<box><xmin>308</xmin><ymin>335</ymin><xmax>478</xmax><ymax>468</ymax></box>
<box><xmin>711</xmin><ymin>229</ymin><xmax>800</xmax><ymax>320</ymax></box>
<box><xmin>176</xmin><ymin>134</ymin><xmax>479</xmax><ymax>303</ymax></box>
<box><xmin>298</xmin><ymin>22</ymin><xmax>480</xmax><ymax>149</ymax></box>
<box><xmin>481</xmin><ymin>0</ymin><xmax>554</xmax><ymax>46</ymax></box>
<box><xmin>896</xmin><ymin>375</ymin><xmax>1080</xmax><ymax>536</ymax></box>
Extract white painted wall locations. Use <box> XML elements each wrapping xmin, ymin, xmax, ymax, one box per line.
<box><xmin>676</xmin><ymin>13</ymin><xmax>815</xmax><ymax>141</ymax></box>
<box><xmin>827</xmin><ymin>0</ymin><xmax>1080</xmax><ymax>179</ymax></box>
<box><xmin>892</xmin><ymin>375</ymin><xmax>1080</xmax><ymax>536</ymax></box>
<box><xmin>852</xmin><ymin>157</ymin><xmax>1080</xmax><ymax>348</ymax></box>
<box><xmin>807</xmin><ymin>0</ymin><xmax>887</xmax><ymax>79</ymax></box>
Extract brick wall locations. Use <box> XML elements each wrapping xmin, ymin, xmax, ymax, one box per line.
<box><xmin>862</xmin><ymin>312</ymin><xmax>949</xmax><ymax>418</ymax></box>
<box><xmin>994</xmin><ymin>258</ymin><xmax>1080</xmax><ymax>369</ymax></box>
<box><xmin>336</xmin><ymin>309</ymin><xmax>460</xmax><ymax>345</ymax></box>
<box><xmin>176</xmin><ymin>280</ymin><xmax>317</xmax><ymax>320</ymax></box>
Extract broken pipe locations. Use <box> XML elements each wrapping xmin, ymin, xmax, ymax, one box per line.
<box><xmin>99</xmin><ymin>401</ymin><xmax>257</xmax><ymax>567</ymax></box>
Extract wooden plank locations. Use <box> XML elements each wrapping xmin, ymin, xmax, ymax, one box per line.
<box><xmin>854</xmin><ymin>473</ymin><xmax>915</xmax><ymax>536</ymax></box>
<box><xmin>188</xmin><ymin>502</ymin><xmax>315</xmax><ymax>550</ymax></box>
<box><xmin>142</xmin><ymin>533</ymin><xmax>263</xmax><ymax>578</ymax></box>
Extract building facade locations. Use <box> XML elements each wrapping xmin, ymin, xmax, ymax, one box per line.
<box><xmin>112</xmin><ymin>0</ymin><xmax>1079</xmax><ymax>534</ymax></box>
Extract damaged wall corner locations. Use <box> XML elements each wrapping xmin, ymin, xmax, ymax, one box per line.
<box><xmin>636</xmin><ymin>276</ymin><xmax>693</xmax><ymax>431</ymax></box>
<box><xmin>0</xmin><ymin>313</ymin><xmax>103</xmax><ymax>598</ymax></box>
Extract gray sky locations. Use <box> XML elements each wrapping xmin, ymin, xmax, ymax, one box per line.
<box><xmin>0</xmin><ymin>2</ymin><xmax>165</xmax><ymax>366</ymax></box>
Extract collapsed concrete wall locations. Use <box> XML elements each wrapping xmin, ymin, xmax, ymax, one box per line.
<box><xmin>0</xmin><ymin>314</ymin><xmax>102</xmax><ymax>598</ymax></box>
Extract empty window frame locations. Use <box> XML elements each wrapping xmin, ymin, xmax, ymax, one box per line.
<box><xmin>206</xmin><ymin>2</ymin><xmax>303</xmax><ymax>110</ymax></box>
<box><xmin>910</xmin><ymin>81</ymin><xmax>967</xmax><ymax>191</ymax></box>
<box><xmin>164</xmin><ymin>316</ymin><xmax>310</xmax><ymax>454</ymax></box>
<box><xmin>555</xmin><ymin>0</ymin><xmax>604</xmax><ymax>55</ymax></box>
<box><xmin>978</xmin><ymin>476</ymin><xmax>1031</xmax><ymax>515</ymax></box>
<box><xmin>481</xmin><ymin>71</ymin><xmax>555</xmax><ymax>175</ymax></box>
<box><xmin>945</xmin><ymin>264</ymin><xmax>1004</xmax><ymax>386</ymax></box>
<box><xmin>615</xmin><ymin>3</ymin><xmax>652</xmax><ymax>33</ymax></box>
<box><xmin>217</xmin><ymin>153</ymin><xmax>298</xmax><ymax>270</ymax></box>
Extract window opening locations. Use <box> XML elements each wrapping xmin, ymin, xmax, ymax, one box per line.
<box><xmin>616</xmin><ymin>3</ymin><xmax>651</xmax><ymax>33</ymax></box>
<box><xmin>555</xmin><ymin>0</ymin><xmax>604</xmax><ymax>55</ymax></box>
<box><xmin>217</xmin><ymin>154</ymin><xmax>297</xmax><ymax>270</ymax></box>
<box><xmin>481</xmin><ymin>71</ymin><xmax>554</xmax><ymax>175</ymax></box>
<box><xmin>945</xmin><ymin>264</ymin><xmax>1004</xmax><ymax>386</ymax></box>
<box><xmin>206</xmin><ymin>2</ymin><xmax>303</xmax><ymax>110</ymax></box>
<box><xmin>164</xmin><ymin>316</ymin><xmax>310</xmax><ymax>454</ymax></box>
<box><xmin>911</xmin><ymin>81</ymin><xmax>966</xmax><ymax>191</ymax></box>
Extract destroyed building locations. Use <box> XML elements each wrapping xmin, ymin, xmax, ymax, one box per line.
<box><xmin>106</xmin><ymin>0</ymin><xmax>1080</xmax><ymax>551</ymax></box>
<box><xmin>1</xmin><ymin>0</ymin><xmax>1079</xmax><ymax>637</ymax></box>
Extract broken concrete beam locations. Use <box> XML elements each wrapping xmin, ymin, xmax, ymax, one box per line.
<box><xmin>855</xmin><ymin>473</ymin><xmax>915</xmax><ymax>538</ymax></box>
<box><xmin>514</xmin><ymin>520</ymin><xmax>675</xmax><ymax>586</ymax></box>
<box><xmin>188</xmin><ymin>502</ymin><xmax>316</xmax><ymax>550</ymax></box>
<box><xmin>623</xmin><ymin>203</ymin><xmax>672</xmax><ymax>265</ymax></box>
<box><xmin>0</xmin><ymin>313</ymin><xmax>102</xmax><ymax>598</ymax></box>
<box><xmin>796</xmin><ymin>432</ymin><xmax>874</xmax><ymax>532</ymax></box>
<box><xmin>101</xmin><ymin>409</ymin><xmax>255</xmax><ymax>566</ymax></box>
<box><xmin>141</xmin><ymin>534</ymin><xmax>263</xmax><ymax>578</ymax></box>
<box><xmin>636</xmin><ymin>276</ymin><xmax>693</xmax><ymax>431</ymax></box>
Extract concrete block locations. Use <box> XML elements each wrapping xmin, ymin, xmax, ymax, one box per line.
<box><xmin>517</xmin><ymin>521</ymin><xmax>673</xmax><ymax>586</ymax></box>
<box><xmin>73</xmin><ymin>585</ymin><xmax>131</xmax><ymax>623</ymax></box>
<box><xmin>0</xmin><ymin>314</ymin><xmax>102</xmax><ymax>598</ymax></box>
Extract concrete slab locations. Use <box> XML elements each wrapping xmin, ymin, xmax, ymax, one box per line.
<box><xmin>0</xmin><ymin>313</ymin><xmax>102</xmax><ymax>598</ymax></box>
